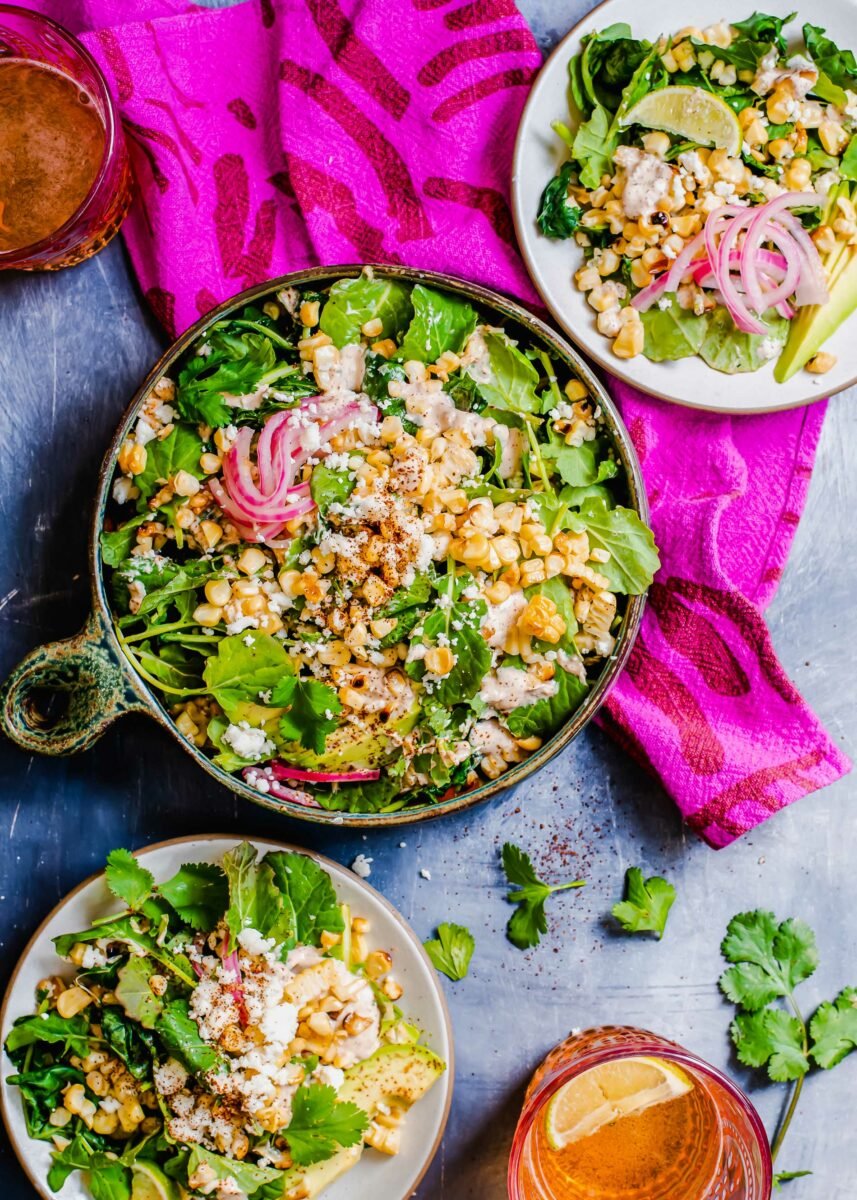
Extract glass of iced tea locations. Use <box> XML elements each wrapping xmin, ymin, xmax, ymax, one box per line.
<box><xmin>0</xmin><ymin>4</ymin><xmax>131</xmax><ymax>270</ymax></box>
<box><xmin>509</xmin><ymin>1027</ymin><xmax>772</xmax><ymax>1200</ymax></box>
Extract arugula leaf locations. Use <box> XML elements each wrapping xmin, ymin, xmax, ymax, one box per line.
<box><xmin>809</xmin><ymin>988</ymin><xmax>857</xmax><ymax>1069</ymax></box>
<box><xmin>424</xmin><ymin>923</ymin><xmax>475</xmax><ymax>981</ymax></box>
<box><xmin>101</xmin><ymin>1008</ymin><xmax>158</xmax><ymax>1080</ymax></box>
<box><xmin>202</xmin><ymin>632</ymin><xmax>293</xmax><ymax>722</ymax></box>
<box><xmin>773</xmin><ymin>1171</ymin><xmax>813</xmax><ymax>1190</ymax></box>
<box><xmin>5</xmin><ymin>1063</ymin><xmax>85</xmax><ymax>1141</ymax></box>
<box><xmin>48</xmin><ymin>1131</ymin><xmax>131</xmax><ymax>1197</ymax></box>
<box><xmin>158</xmin><ymin>862</ymin><xmax>229</xmax><ymax>931</ymax></box>
<box><xmin>733</xmin><ymin>11</ymin><xmax>795</xmax><ymax>55</ymax></box>
<box><xmin>186</xmin><ymin>1146</ymin><xmax>282</xmax><ymax>1195</ymax></box>
<box><xmin>505</xmin><ymin>665</ymin><xmax>589</xmax><ymax>740</ymax></box>
<box><xmin>100</xmin><ymin>515</ymin><xmax>148</xmax><ymax>567</ymax></box>
<box><xmin>720</xmin><ymin>912</ymin><xmax>819</xmax><ymax>1012</ymax></box>
<box><xmin>264</xmin><ymin>852</ymin><xmax>345</xmax><ymax>947</ymax></box>
<box><xmin>398</xmin><ymin>284</ymin><xmax>477</xmax><ymax>363</ymax></box>
<box><xmin>641</xmin><ymin>299</ymin><xmax>708</xmax><ymax>361</ymax></box>
<box><xmin>156</xmin><ymin>1000</ymin><xmax>223</xmax><ymax>1075</ymax></box>
<box><xmin>319</xmin><ymin>276</ymin><xmax>412</xmax><ymax>348</ymax></box>
<box><xmin>537</xmin><ymin>163</ymin><xmax>582</xmax><ymax>239</ymax></box>
<box><xmin>273</xmin><ymin>676</ymin><xmax>342</xmax><ymax>755</ymax></box>
<box><xmin>53</xmin><ymin>915</ymin><xmax>196</xmax><ymax>988</ymax></box>
<box><xmin>5</xmin><ymin>1013</ymin><xmax>91</xmax><ymax>1058</ymax></box>
<box><xmin>115</xmin><ymin>956</ymin><xmax>165</xmax><ymax>1029</ymax></box>
<box><xmin>105</xmin><ymin>848</ymin><xmax>155</xmax><ymax>911</ymax></box>
<box><xmin>309</xmin><ymin>462</ymin><xmax>355</xmax><ymax>516</ymax></box>
<box><xmin>803</xmin><ymin>23</ymin><xmax>857</xmax><ymax>90</ymax></box>
<box><xmin>466</xmin><ymin>329</ymin><xmax>542</xmax><ymax>415</ymax></box>
<box><xmin>731</xmin><ymin>1008</ymin><xmax>809</xmax><ymax>1081</ymax></box>
<box><xmin>222</xmin><ymin>841</ymin><xmax>284</xmax><ymax>947</ymax></box>
<box><xmin>501</xmin><ymin>842</ymin><xmax>585</xmax><ymax>950</ymax></box>
<box><xmin>612</xmin><ymin>866</ymin><xmax>676</xmax><ymax>938</ymax></box>
<box><xmin>284</xmin><ymin>1082</ymin><xmax>369</xmax><ymax>1166</ymax></box>
<box><xmin>574</xmin><ymin>497</ymin><xmax>660</xmax><ymax>594</ymax></box>
<box><xmin>135</xmin><ymin>425</ymin><xmax>205</xmax><ymax>503</ymax></box>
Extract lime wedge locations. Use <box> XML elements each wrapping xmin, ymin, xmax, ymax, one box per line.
<box><xmin>545</xmin><ymin>1056</ymin><xmax>694</xmax><ymax>1151</ymax></box>
<box><xmin>620</xmin><ymin>86</ymin><xmax>742</xmax><ymax>154</ymax></box>
<box><xmin>131</xmin><ymin>1163</ymin><xmax>180</xmax><ymax>1200</ymax></box>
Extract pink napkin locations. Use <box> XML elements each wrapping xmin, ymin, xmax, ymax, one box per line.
<box><xmin>26</xmin><ymin>0</ymin><xmax>850</xmax><ymax>844</ymax></box>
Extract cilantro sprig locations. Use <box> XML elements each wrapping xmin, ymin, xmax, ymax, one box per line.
<box><xmin>271</xmin><ymin>676</ymin><xmax>342</xmax><ymax>754</ymax></box>
<box><xmin>501</xmin><ymin>842</ymin><xmax>585</xmax><ymax>950</ymax></box>
<box><xmin>424</xmin><ymin>923</ymin><xmax>475</xmax><ymax>981</ymax></box>
<box><xmin>612</xmin><ymin>866</ymin><xmax>676</xmax><ymax>939</ymax></box>
<box><xmin>284</xmin><ymin>1082</ymin><xmax>368</xmax><ymax>1165</ymax></box>
<box><xmin>720</xmin><ymin>910</ymin><xmax>857</xmax><ymax>1186</ymax></box>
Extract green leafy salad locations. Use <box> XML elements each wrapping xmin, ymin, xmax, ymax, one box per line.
<box><xmin>3</xmin><ymin>843</ymin><xmax>445</xmax><ymax>1200</ymax></box>
<box><xmin>539</xmin><ymin>14</ymin><xmax>857</xmax><ymax>378</ymax></box>
<box><xmin>101</xmin><ymin>271</ymin><xmax>659</xmax><ymax>815</ymax></box>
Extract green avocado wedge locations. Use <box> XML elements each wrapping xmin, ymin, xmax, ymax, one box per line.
<box><xmin>279</xmin><ymin>1045</ymin><xmax>447</xmax><ymax>1198</ymax></box>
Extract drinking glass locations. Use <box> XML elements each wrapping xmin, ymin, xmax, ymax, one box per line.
<box><xmin>0</xmin><ymin>4</ymin><xmax>131</xmax><ymax>270</ymax></box>
<box><xmin>508</xmin><ymin>1026</ymin><xmax>773</xmax><ymax>1200</ymax></box>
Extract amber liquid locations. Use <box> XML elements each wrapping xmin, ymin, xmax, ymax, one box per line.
<box><xmin>521</xmin><ymin>1068</ymin><xmax>723</xmax><ymax>1199</ymax></box>
<box><xmin>0</xmin><ymin>59</ymin><xmax>105</xmax><ymax>253</ymax></box>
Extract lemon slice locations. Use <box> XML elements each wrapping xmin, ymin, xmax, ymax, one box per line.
<box><xmin>620</xmin><ymin>86</ymin><xmax>741</xmax><ymax>154</ymax></box>
<box><xmin>545</xmin><ymin>1056</ymin><xmax>694</xmax><ymax>1150</ymax></box>
<box><xmin>131</xmin><ymin>1163</ymin><xmax>180</xmax><ymax>1200</ymax></box>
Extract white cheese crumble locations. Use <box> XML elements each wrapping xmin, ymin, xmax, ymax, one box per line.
<box><xmin>351</xmin><ymin>854</ymin><xmax>373</xmax><ymax>878</ymax></box>
<box><xmin>221</xmin><ymin>722</ymin><xmax>276</xmax><ymax>761</ymax></box>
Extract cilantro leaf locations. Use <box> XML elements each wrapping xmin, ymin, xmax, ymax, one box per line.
<box><xmin>730</xmin><ymin>1009</ymin><xmax>809</xmax><ymax>1082</ymax></box>
<box><xmin>5</xmin><ymin>1013</ymin><xmax>92</xmax><ymax>1059</ymax></box>
<box><xmin>612</xmin><ymin>867</ymin><xmax>676</xmax><ymax>939</ymax></box>
<box><xmin>285</xmin><ymin>1082</ymin><xmax>368</xmax><ymax>1166</ymax></box>
<box><xmin>424</xmin><ymin>923</ymin><xmax>475</xmax><ymax>981</ymax></box>
<box><xmin>809</xmin><ymin>987</ymin><xmax>857</xmax><ymax>1069</ymax></box>
<box><xmin>105</xmin><ymin>848</ymin><xmax>154</xmax><ymax>911</ymax></box>
<box><xmin>157</xmin><ymin>862</ymin><xmax>229</xmax><ymax>931</ymax></box>
<box><xmin>501</xmin><ymin>842</ymin><xmax>585</xmax><ymax>950</ymax></box>
<box><xmin>720</xmin><ymin>912</ymin><xmax>818</xmax><ymax>1012</ymax></box>
<box><xmin>273</xmin><ymin>677</ymin><xmax>342</xmax><ymax>755</ymax></box>
<box><xmin>773</xmin><ymin>1171</ymin><xmax>813</xmax><ymax>1190</ymax></box>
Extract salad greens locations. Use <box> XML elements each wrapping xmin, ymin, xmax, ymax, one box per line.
<box><xmin>501</xmin><ymin>842</ymin><xmax>585</xmax><ymax>950</ymax></box>
<box><xmin>4</xmin><ymin>844</ymin><xmax>445</xmax><ymax>1200</ymax></box>
<box><xmin>423</xmin><ymin>923</ymin><xmax>475</xmax><ymax>982</ymax></box>
<box><xmin>612</xmin><ymin>866</ymin><xmax>676</xmax><ymax>938</ymax></box>
<box><xmin>102</xmin><ymin>272</ymin><xmax>659</xmax><ymax>814</ymax></box>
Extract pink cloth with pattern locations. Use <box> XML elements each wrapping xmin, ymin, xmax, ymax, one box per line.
<box><xmin>22</xmin><ymin>0</ymin><xmax>851</xmax><ymax>844</ymax></box>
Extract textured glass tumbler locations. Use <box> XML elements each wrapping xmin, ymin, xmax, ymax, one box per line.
<box><xmin>0</xmin><ymin>4</ymin><xmax>131</xmax><ymax>270</ymax></box>
<box><xmin>508</xmin><ymin>1026</ymin><xmax>773</xmax><ymax>1200</ymax></box>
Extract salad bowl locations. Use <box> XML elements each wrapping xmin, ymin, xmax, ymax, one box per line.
<box><xmin>513</xmin><ymin>0</ymin><xmax>857</xmax><ymax>413</ymax></box>
<box><xmin>0</xmin><ymin>834</ymin><xmax>454</xmax><ymax>1200</ymax></box>
<box><xmin>0</xmin><ymin>264</ymin><xmax>649</xmax><ymax>826</ymax></box>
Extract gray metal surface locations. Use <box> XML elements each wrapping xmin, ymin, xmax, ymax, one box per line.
<box><xmin>1</xmin><ymin>2</ymin><xmax>856</xmax><ymax>1195</ymax></box>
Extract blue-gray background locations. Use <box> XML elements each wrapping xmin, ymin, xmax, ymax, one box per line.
<box><xmin>1</xmin><ymin>1</ymin><xmax>855</xmax><ymax>1194</ymax></box>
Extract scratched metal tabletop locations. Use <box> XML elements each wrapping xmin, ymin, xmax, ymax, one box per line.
<box><xmin>1</xmin><ymin>2</ymin><xmax>856</xmax><ymax>1195</ymax></box>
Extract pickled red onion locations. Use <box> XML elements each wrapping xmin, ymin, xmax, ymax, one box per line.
<box><xmin>271</xmin><ymin>762</ymin><xmax>381</xmax><ymax>784</ymax></box>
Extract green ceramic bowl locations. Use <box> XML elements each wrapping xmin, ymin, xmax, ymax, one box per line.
<box><xmin>0</xmin><ymin>265</ymin><xmax>649</xmax><ymax>826</ymax></box>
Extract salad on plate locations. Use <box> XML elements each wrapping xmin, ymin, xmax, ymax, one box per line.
<box><xmin>3</xmin><ymin>842</ymin><xmax>445</xmax><ymax>1200</ymax></box>
<box><xmin>101</xmin><ymin>271</ymin><xmax>659</xmax><ymax>816</ymax></box>
<box><xmin>538</xmin><ymin>13</ymin><xmax>857</xmax><ymax>378</ymax></box>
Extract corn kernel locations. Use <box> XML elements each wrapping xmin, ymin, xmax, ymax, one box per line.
<box><xmin>364</xmin><ymin>949</ymin><xmax>393</xmax><ymax>980</ymax></box>
<box><xmin>574</xmin><ymin>265</ymin><xmax>601</xmax><ymax>292</ymax></box>
<box><xmin>806</xmin><ymin>352</ymin><xmax>837</xmax><ymax>374</ymax></box>
<box><xmin>172</xmin><ymin>469</ymin><xmax>200</xmax><ymax>498</ymax></box>
<box><xmin>118</xmin><ymin>441</ymin><xmax>147</xmax><ymax>477</ymax></box>
<box><xmin>49</xmin><ymin>1107</ymin><xmax>72</xmax><ymax>1128</ymax></box>
<box><xmin>56</xmin><ymin>988</ymin><xmax>92</xmax><ymax>1019</ymax></box>
<box><xmin>193</xmin><ymin>603</ymin><xmax>223</xmax><ymax>628</ymax></box>
<box><xmin>199</xmin><ymin>452</ymin><xmax>222</xmax><ymax>474</ymax></box>
<box><xmin>371</xmin><ymin>338</ymin><xmax>397</xmax><ymax>358</ymax></box>
<box><xmin>361</xmin><ymin>317</ymin><xmax>384</xmax><ymax>338</ymax></box>
<box><xmin>612</xmin><ymin>321</ymin><xmax>645</xmax><ymax>359</ymax></box>
<box><xmin>300</xmin><ymin>300</ymin><xmax>320</xmax><ymax>327</ymax></box>
<box><xmin>176</xmin><ymin>710</ymin><xmax>199</xmax><ymax>738</ymax></box>
<box><xmin>485</xmin><ymin>580</ymin><xmax>511</xmax><ymax>604</ymax></box>
<box><xmin>641</xmin><ymin>130</ymin><xmax>670</xmax><ymax>157</ymax></box>
<box><xmin>424</xmin><ymin>646</ymin><xmax>454</xmax><ymax>676</ymax></box>
<box><xmin>198</xmin><ymin>520</ymin><xmax>223</xmax><ymax>549</ymax></box>
<box><xmin>237</xmin><ymin>547</ymin><xmax>267</xmax><ymax>575</ymax></box>
<box><xmin>630</xmin><ymin>260</ymin><xmax>652</xmax><ymax>289</ymax></box>
<box><xmin>382</xmin><ymin>977</ymin><xmax>404</xmax><ymax>1001</ymax></box>
<box><xmin>784</xmin><ymin>157</ymin><xmax>812</xmax><ymax>190</ymax></box>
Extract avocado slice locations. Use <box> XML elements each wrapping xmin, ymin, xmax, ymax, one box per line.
<box><xmin>339</xmin><ymin>1043</ymin><xmax>446</xmax><ymax>1112</ymax></box>
<box><xmin>277</xmin><ymin>1045</ymin><xmax>446</xmax><ymax>1199</ymax></box>
<box><xmin>281</xmin><ymin>702</ymin><xmax>419</xmax><ymax>772</ymax></box>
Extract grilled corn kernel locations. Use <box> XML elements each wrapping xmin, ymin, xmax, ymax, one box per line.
<box><xmin>424</xmin><ymin>646</ymin><xmax>454</xmax><ymax>676</ymax></box>
<box><xmin>63</xmin><ymin>1085</ymin><xmax>89</xmax><ymax>1115</ymax></box>
<box><xmin>118</xmin><ymin>1099</ymin><xmax>145</xmax><ymax>1133</ymax></box>
<box><xmin>199</xmin><ymin>452</ymin><xmax>222</xmax><ymax>476</ymax></box>
<box><xmin>371</xmin><ymin>338</ymin><xmax>397</xmax><ymax>358</ymax></box>
<box><xmin>176</xmin><ymin>710</ymin><xmax>199</xmax><ymax>738</ymax></box>
<box><xmin>118</xmin><ymin>441</ymin><xmax>147</xmax><ymax>476</ymax></box>
<box><xmin>56</xmin><ymin>988</ymin><xmax>92</xmax><ymax>1019</ymax></box>
<box><xmin>612</xmin><ymin>321</ymin><xmax>645</xmax><ymax>359</ymax></box>
<box><xmin>364</xmin><ymin>949</ymin><xmax>393</xmax><ymax>980</ymax></box>
<box><xmin>237</xmin><ymin>547</ymin><xmax>267</xmax><ymax>575</ymax></box>
<box><xmin>574</xmin><ymin>265</ymin><xmax>601</xmax><ymax>292</ymax></box>
<box><xmin>361</xmin><ymin>317</ymin><xmax>384</xmax><ymax>338</ymax></box>
<box><xmin>241</xmin><ymin>594</ymin><xmax>266</xmax><ymax>616</ymax></box>
<box><xmin>300</xmin><ymin>300</ymin><xmax>320</xmax><ymax>327</ymax></box>
<box><xmin>382</xmin><ymin>976</ymin><xmax>404</xmax><ymax>1001</ymax></box>
<box><xmin>784</xmin><ymin>157</ymin><xmax>812</xmax><ymax>190</ymax></box>
<box><xmin>380</xmin><ymin>415</ymin><xmax>404</xmax><ymax>443</ymax></box>
<box><xmin>564</xmin><ymin>380</ymin><xmax>588</xmax><ymax>403</ymax></box>
<box><xmin>307</xmin><ymin>1011</ymin><xmax>334</xmax><ymax>1038</ymax></box>
<box><xmin>519</xmin><ymin>558</ymin><xmax>546</xmax><ymax>586</ymax></box>
<box><xmin>596</xmin><ymin>248</ymin><xmax>620</xmax><ymax>276</ymax></box>
<box><xmin>629</xmin><ymin>260</ymin><xmax>653</xmax><ymax>289</ymax></box>
<box><xmin>587</xmin><ymin>282</ymin><xmax>620</xmax><ymax>312</ymax></box>
<box><xmin>193</xmin><ymin>603</ymin><xmax>223</xmax><ymax>628</ymax></box>
<box><xmin>641</xmin><ymin>131</ymin><xmax>670</xmax><ymax>157</ymax></box>
<box><xmin>767</xmin><ymin>137</ymin><xmax>794</xmax><ymax>163</ymax></box>
<box><xmin>819</xmin><ymin>120</ymin><xmax>849</xmax><ymax>156</ymax></box>
<box><xmin>320</xmin><ymin>930</ymin><xmax>342</xmax><ymax>950</ymax></box>
<box><xmin>766</xmin><ymin>84</ymin><xmax>796</xmax><ymax>124</ymax></box>
<box><xmin>49</xmin><ymin>1107</ymin><xmax>72</xmax><ymax>1129</ymax></box>
<box><xmin>806</xmin><ymin>352</ymin><xmax>837</xmax><ymax>374</ymax></box>
<box><xmin>205</xmin><ymin>579</ymin><xmax>231</xmax><ymax>607</ymax></box>
<box><xmin>172</xmin><ymin>469</ymin><xmax>200</xmax><ymax>498</ymax></box>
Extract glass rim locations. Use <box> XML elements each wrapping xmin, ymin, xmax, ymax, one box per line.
<box><xmin>0</xmin><ymin>3</ymin><xmax>122</xmax><ymax>264</ymax></box>
<box><xmin>506</xmin><ymin>1033</ymin><xmax>773</xmax><ymax>1200</ymax></box>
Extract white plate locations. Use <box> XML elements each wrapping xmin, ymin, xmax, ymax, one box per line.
<box><xmin>0</xmin><ymin>836</ymin><xmax>453</xmax><ymax>1200</ymax></box>
<box><xmin>512</xmin><ymin>0</ymin><xmax>857</xmax><ymax>413</ymax></box>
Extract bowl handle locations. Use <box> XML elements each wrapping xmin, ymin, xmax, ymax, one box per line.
<box><xmin>0</xmin><ymin>611</ymin><xmax>147</xmax><ymax>755</ymax></box>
